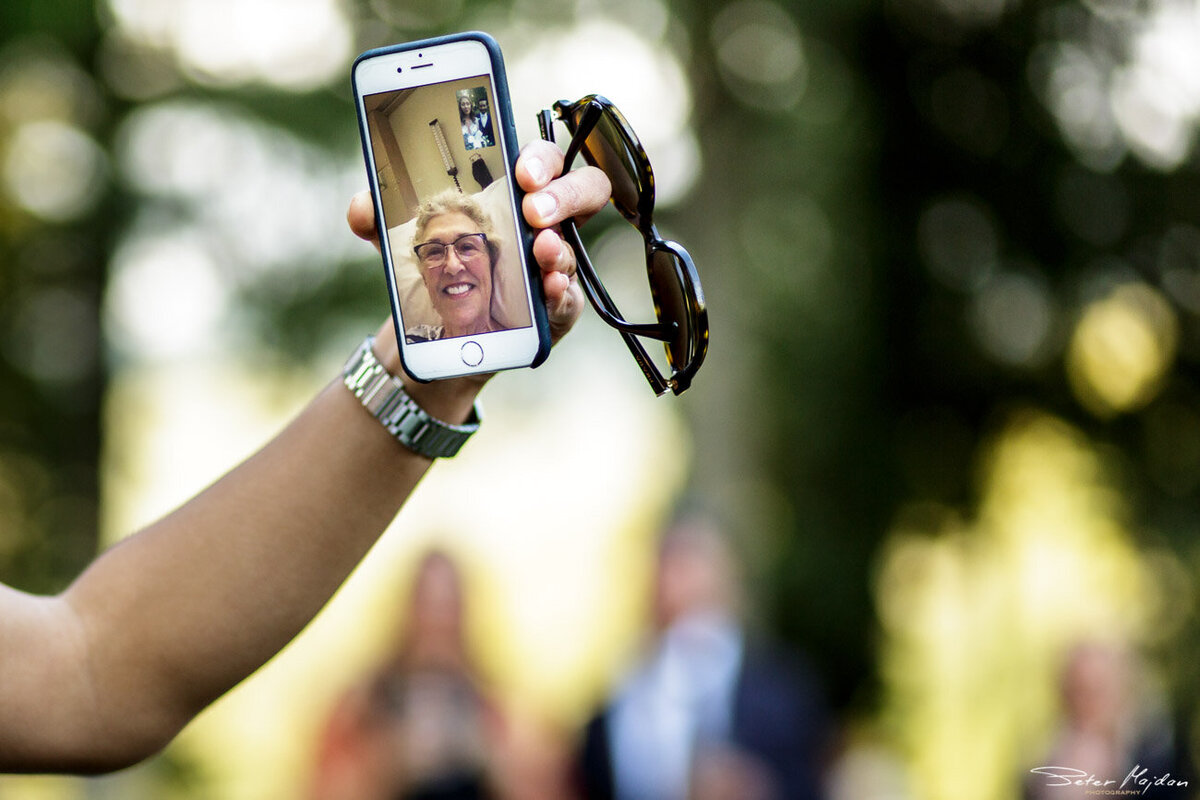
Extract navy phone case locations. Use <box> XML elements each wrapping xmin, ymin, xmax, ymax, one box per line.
<box><xmin>351</xmin><ymin>31</ymin><xmax>552</xmax><ymax>378</ymax></box>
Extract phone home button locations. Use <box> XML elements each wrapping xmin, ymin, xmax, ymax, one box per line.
<box><xmin>460</xmin><ymin>340</ymin><xmax>484</xmax><ymax>367</ymax></box>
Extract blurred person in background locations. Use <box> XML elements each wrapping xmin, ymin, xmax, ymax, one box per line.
<box><xmin>0</xmin><ymin>142</ymin><xmax>611</xmax><ymax>774</ymax></box>
<box><xmin>309</xmin><ymin>548</ymin><xmax>500</xmax><ymax>800</ymax></box>
<box><xmin>309</xmin><ymin>547</ymin><xmax>578</xmax><ymax>800</ymax></box>
<box><xmin>1024</xmin><ymin>639</ymin><xmax>1180</xmax><ymax>800</ymax></box>
<box><xmin>576</xmin><ymin>511</ymin><xmax>832</xmax><ymax>800</ymax></box>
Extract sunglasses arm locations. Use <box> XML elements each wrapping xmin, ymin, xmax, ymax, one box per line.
<box><xmin>561</xmin><ymin>222</ymin><xmax>677</xmax><ymax>342</ymax></box>
<box><xmin>582</xmin><ymin>284</ymin><xmax>678</xmax><ymax>341</ymax></box>
<box><xmin>541</xmin><ymin>104</ymin><xmax>604</xmax><ymax>167</ymax></box>
<box><xmin>536</xmin><ymin>109</ymin><xmax>558</xmax><ymax>145</ymax></box>
<box><xmin>561</xmin><ymin>220</ymin><xmax>676</xmax><ymax>396</ymax></box>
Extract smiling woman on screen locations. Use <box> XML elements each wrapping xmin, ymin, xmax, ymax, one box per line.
<box><xmin>407</xmin><ymin>191</ymin><xmax>505</xmax><ymax>342</ymax></box>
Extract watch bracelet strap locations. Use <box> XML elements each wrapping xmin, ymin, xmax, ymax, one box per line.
<box><xmin>342</xmin><ymin>336</ymin><xmax>481</xmax><ymax>459</ymax></box>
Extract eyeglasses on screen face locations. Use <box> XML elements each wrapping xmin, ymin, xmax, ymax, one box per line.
<box><xmin>413</xmin><ymin>232</ymin><xmax>489</xmax><ymax>269</ymax></box>
<box><xmin>538</xmin><ymin>95</ymin><xmax>708</xmax><ymax>396</ymax></box>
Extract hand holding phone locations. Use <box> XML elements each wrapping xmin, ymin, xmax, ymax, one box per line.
<box><xmin>353</xmin><ymin>32</ymin><xmax>551</xmax><ymax>382</ymax></box>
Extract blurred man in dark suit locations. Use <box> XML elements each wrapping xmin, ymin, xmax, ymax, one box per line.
<box><xmin>577</xmin><ymin>512</ymin><xmax>831</xmax><ymax>800</ymax></box>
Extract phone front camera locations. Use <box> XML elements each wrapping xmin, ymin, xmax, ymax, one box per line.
<box><xmin>395</xmin><ymin>66</ymin><xmax>403</xmax><ymax>73</ymax></box>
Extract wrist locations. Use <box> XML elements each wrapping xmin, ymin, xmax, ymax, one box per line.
<box><xmin>400</xmin><ymin>375</ymin><xmax>483</xmax><ymax>428</ymax></box>
<box><xmin>371</xmin><ymin>318</ymin><xmax>404</xmax><ymax>375</ymax></box>
<box><xmin>343</xmin><ymin>336</ymin><xmax>482</xmax><ymax>458</ymax></box>
<box><xmin>369</xmin><ymin>319</ymin><xmax>486</xmax><ymax>425</ymax></box>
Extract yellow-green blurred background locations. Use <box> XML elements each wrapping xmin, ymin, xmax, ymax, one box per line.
<box><xmin>4</xmin><ymin>0</ymin><xmax>1200</xmax><ymax>798</ymax></box>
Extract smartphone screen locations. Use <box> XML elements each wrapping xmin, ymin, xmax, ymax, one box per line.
<box><xmin>353</xmin><ymin>35</ymin><xmax>549</xmax><ymax>381</ymax></box>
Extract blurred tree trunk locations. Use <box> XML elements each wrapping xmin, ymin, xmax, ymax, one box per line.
<box><xmin>668</xmin><ymin>0</ymin><xmax>888</xmax><ymax>709</ymax></box>
<box><xmin>0</xmin><ymin>0</ymin><xmax>116</xmax><ymax>592</ymax></box>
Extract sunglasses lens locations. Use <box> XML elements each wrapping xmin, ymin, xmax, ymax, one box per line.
<box><xmin>572</xmin><ymin>107</ymin><xmax>650</xmax><ymax>227</ymax></box>
<box><xmin>649</xmin><ymin>247</ymin><xmax>692</xmax><ymax>370</ymax></box>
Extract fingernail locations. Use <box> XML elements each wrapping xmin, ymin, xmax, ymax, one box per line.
<box><xmin>525</xmin><ymin>156</ymin><xmax>549</xmax><ymax>186</ymax></box>
<box><xmin>532</xmin><ymin>192</ymin><xmax>557</xmax><ymax>220</ymax></box>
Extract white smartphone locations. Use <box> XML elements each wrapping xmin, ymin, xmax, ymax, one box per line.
<box><xmin>352</xmin><ymin>32</ymin><xmax>551</xmax><ymax>381</ymax></box>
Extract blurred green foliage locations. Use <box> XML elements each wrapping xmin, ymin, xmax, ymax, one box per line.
<box><xmin>0</xmin><ymin>0</ymin><xmax>114</xmax><ymax>593</ymax></box>
<box><xmin>5</xmin><ymin>3</ymin><xmax>1200</xmax><ymax>793</ymax></box>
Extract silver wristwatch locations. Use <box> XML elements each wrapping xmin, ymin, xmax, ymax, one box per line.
<box><xmin>341</xmin><ymin>336</ymin><xmax>481</xmax><ymax>458</ymax></box>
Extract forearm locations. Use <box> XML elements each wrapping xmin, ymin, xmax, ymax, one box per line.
<box><xmin>0</xmin><ymin>138</ymin><xmax>601</xmax><ymax>775</ymax></box>
<box><xmin>3</xmin><ymin>336</ymin><xmax>479</xmax><ymax>772</ymax></box>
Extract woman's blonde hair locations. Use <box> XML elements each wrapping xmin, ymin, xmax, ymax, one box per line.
<box><xmin>414</xmin><ymin>190</ymin><xmax>496</xmax><ymax>247</ymax></box>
